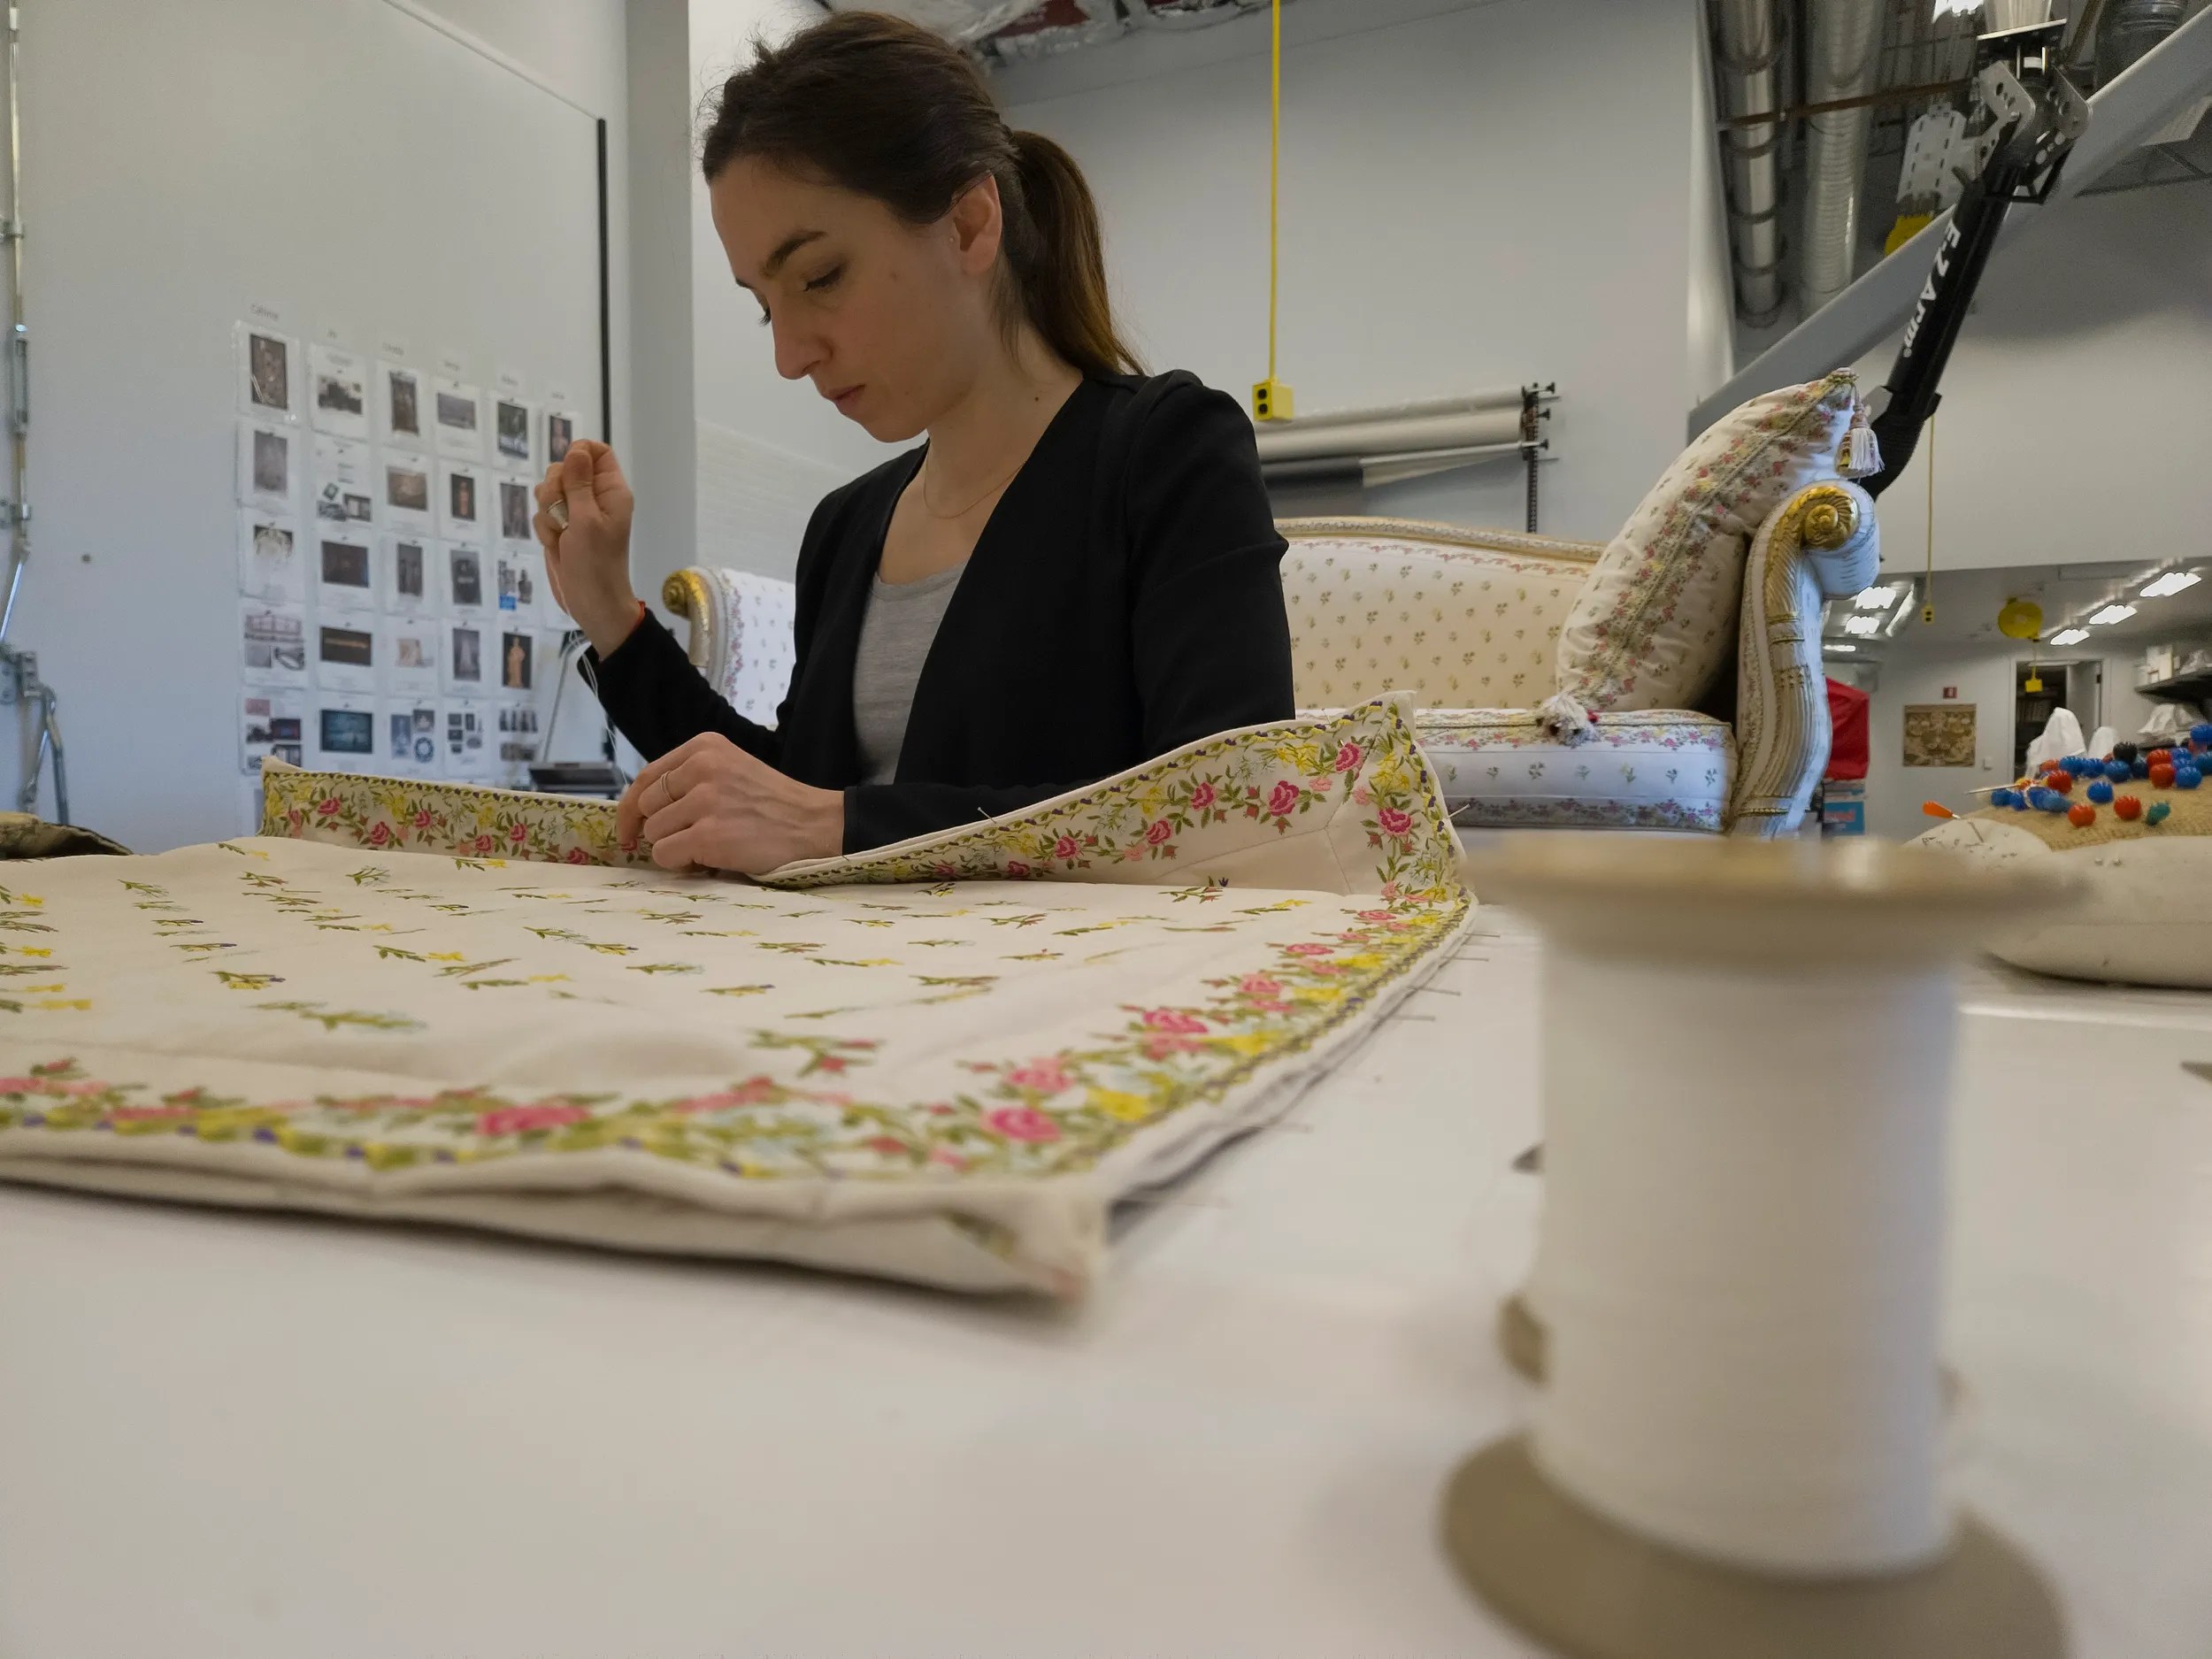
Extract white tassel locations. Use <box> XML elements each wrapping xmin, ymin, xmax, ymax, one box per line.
<box><xmin>1838</xmin><ymin>397</ymin><xmax>1882</xmax><ymax>479</ymax></box>
<box><xmin>1539</xmin><ymin>690</ymin><xmax>1595</xmax><ymax>743</ymax></box>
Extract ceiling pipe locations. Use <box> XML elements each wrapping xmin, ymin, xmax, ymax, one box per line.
<box><xmin>1797</xmin><ymin>0</ymin><xmax>1887</xmax><ymax>320</ymax></box>
<box><xmin>1709</xmin><ymin>0</ymin><xmax>1787</xmax><ymax>326</ymax></box>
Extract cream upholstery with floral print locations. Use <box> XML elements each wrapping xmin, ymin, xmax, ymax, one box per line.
<box><xmin>1408</xmin><ymin>709</ymin><xmax>1734</xmax><ymax>833</ymax></box>
<box><xmin>1278</xmin><ymin>519</ymin><xmax>1596</xmax><ymax>710</ymax></box>
<box><xmin>660</xmin><ymin>566</ymin><xmax>796</xmax><ymax>726</ymax></box>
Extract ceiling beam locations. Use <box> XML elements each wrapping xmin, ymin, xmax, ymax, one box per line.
<box><xmin>1688</xmin><ymin>7</ymin><xmax>2212</xmax><ymax>437</ymax></box>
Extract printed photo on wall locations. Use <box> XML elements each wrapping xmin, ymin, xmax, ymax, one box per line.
<box><xmin>315</xmin><ymin>698</ymin><xmax>380</xmax><ymax>772</ymax></box>
<box><xmin>386</xmin><ymin>617</ymin><xmax>440</xmax><ymax>693</ymax></box>
<box><xmin>385</xmin><ymin>699</ymin><xmax>441</xmax><ymax>775</ymax></box>
<box><xmin>315</xmin><ymin>620</ymin><xmax>378</xmax><ymax>694</ymax></box>
<box><xmin>447</xmin><ymin>543</ymin><xmax>485</xmax><ymax>611</ymax></box>
<box><xmin>239</xmin><ymin>689</ymin><xmax>305</xmax><ymax>777</ymax></box>
<box><xmin>240</xmin><ymin>600</ymin><xmax>309</xmax><ymax>687</ymax></box>
<box><xmin>235</xmin><ymin>508</ymin><xmax>304</xmax><ymax>603</ymax></box>
<box><xmin>433</xmin><ymin>377</ymin><xmax>483</xmax><ymax>459</ymax></box>
<box><xmin>439</xmin><ymin>462</ymin><xmax>482</xmax><ymax>540</ymax></box>
<box><xmin>497</xmin><ymin>703</ymin><xmax>542</xmax><ymax>766</ymax></box>
<box><xmin>545</xmin><ymin>410</ymin><xmax>575</xmax><ymax>465</ymax></box>
<box><xmin>381</xmin><ymin>534</ymin><xmax>434</xmax><ymax>616</ymax></box>
<box><xmin>500</xmin><ymin>628</ymin><xmax>534</xmax><ymax>693</ymax></box>
<box><xmin>311</xmin><ymin>433</ymin><xmax>376</xmax><ymax>526</ymax></box>
<box><xmin>383</xmin><ymin>460</ymin><xmax>432</xmax><ymax>528</ymax></box>
<box><xmin>308</xmin><ymin>342</ymin><xmax>370</xmax><ymax>441</ymax></box>
<box><xmin>495</xmin><ymin>396</ymin><xmax>533</xmax><ymax>467</ymax></box>
<box><xmin>445</xmin><ymin>619</ymin><xmax>485</xmax><ymax>694</ymax></box>
<box><xmin>317</xmin><ymin>534</ymin><xmax>378</xmax><ymax>612</ymax></box>
<box><xmin>236</xmin><ymin>420</ymin><xmax>294</xmax><ymax>511</ymax></box>
<box><xmin>238</xmin><ymin>326</ymin><xmax>296</xmax><ymax>421</ymax></box>
<box><xmin>495</xmin><ymin>549</ymin><xmax>541</xmax><ymax>622</ymax></box>
<box><xmin>1902</xmin><ymin>704</ymin><xmax>1978</xmax><ymax>768</ymax></box>
<box><xmin>381</xmin><ymin>363</ymin><xmax>426</xmax><ymax>449</ymax></box>
<box><xmin>497</xmin><ymin>477</ymin><xmax>534</xmax><ymax>545</ymax></box>
<box><xmin>442</xmin><ymin>700</ymin><xmax>490</xmax><ymax>777</ymax></box>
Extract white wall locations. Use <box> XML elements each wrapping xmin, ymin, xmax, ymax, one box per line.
<box><xmin>10</xmin><ymin>0</ymin><xmax>615</xmax><ymax>849</ymax></box>
<box><xmin>1002</xmin><ymin>0</ymin><xmax>1707</xmax><ymax>543</ymax></box>
<box><xmin>1854</xmin><ymin>181</ymin><xmax>2212</xmax><ymax>578</ymax></box>
<box><xmin>689</xmin><ymin>0</ymin><xmax>888</xmax><ymax>496</ymax></box>
<box><xmin>1862</xmin><ymin>640</ymin><xmax>2154</xmax><ymax>841</ymax></box>
<box><xmin>628</xmin><ymin>0</ymin><xmax>701</xmax><ymax>605</ymax></box>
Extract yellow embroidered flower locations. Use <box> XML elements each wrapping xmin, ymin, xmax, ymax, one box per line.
<box><xmin>34</xmin><ymin>997</ymin><xmax>90</xmax><ymax>1011</ymax></box>
<box><xmin>1334</xmin><ymin>952</ymin><xmax>1386</xmax><ymax>971</ymax></box>
<box><xmin>1294</xmin><ymin>984</ymin><xmax>1344</xmax><ymax>1004</ymax></box>
<box><xmin>1088</xmin><ymin>1088</ymin><xmax>1156</xmax><ymax>1123</ymax></box>
<box><xmin>1210</xmin><ymin>1032</ymin><xmax>1276</xmax><ymax>1057</ymax></box>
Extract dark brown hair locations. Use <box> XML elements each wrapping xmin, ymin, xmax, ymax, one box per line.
<box><xmin>699</xmin><ymin>12</ymin><xmax>1140</xmax><ymax>380</ymax></box>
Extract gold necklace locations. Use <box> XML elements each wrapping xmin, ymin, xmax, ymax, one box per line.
<box><xmin>919</xmin><ymin>451</ymin><xmax>1025</xmax><ymax>520</ymax></box>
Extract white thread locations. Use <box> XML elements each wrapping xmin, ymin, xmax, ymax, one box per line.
<box><xmin>1528</xmin><ymin>949</ymin><xmax>1956</xmax><ymax>1577</ymax></box>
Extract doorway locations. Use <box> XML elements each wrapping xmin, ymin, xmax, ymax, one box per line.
<box><xmin>2011</xmin><ymin>658</ymin><xmax>2103</xmax><ymax>773</ymax></box>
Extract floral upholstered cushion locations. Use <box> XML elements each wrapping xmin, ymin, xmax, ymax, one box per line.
<box><xmin>685</xmin><ymin>567</ymin><xmax>796</xmax><ymax>726</ymax></box>
<box><xmin>1279</xmin><ymin>526</ymin><xmax>1596</xmax><ymax>710</ymax></box>
<box><xmin>1543</xmin><ymin>370</ymin><xmax>1873</xmax><ymax>741</ymax></box>
<box><xmin>1301</xmin><ymin>707</ymin><xmax>1734</xmax><ymax>833</ymax></box>
<box><xmin>265</xmin><ymin>697</ymin><xmax>1465</xmax><ymax>904</ymax></box>
<box><xmin>0</xmin><ymin>697</ymin><xmax>1476</xmax><ymax>1297</ymax></box>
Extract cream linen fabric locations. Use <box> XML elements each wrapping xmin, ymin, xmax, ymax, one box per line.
<box><xmin>0</xmin><ymin>700</ymin><xmax>1473</xmax><ymax>1294</ymax></box>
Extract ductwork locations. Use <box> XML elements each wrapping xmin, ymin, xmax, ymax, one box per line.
<box><xmin>1709</xmin><ymin>0</ymin><xmax>1786</xmax><ymax>326</ymax></box>
<box><xmin>1797</xmin><ymin>0</ymin><xmax>1886</xmax><ymax>320</ymax></box>
<box><xmin>2098</xmin><ymin>0</ymin><xmax>2187</xmax><ymax>81</ymax></box>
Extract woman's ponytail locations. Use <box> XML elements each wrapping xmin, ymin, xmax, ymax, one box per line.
<box><xmin>700</xmin><ymin>13</ymin><xmax>1141</xmax><ymax>382</ymax></box>
<box><xmin>1006</xmin><ymin>129</ymin><xmax>1141</xmax><ymax>380</ymax></box>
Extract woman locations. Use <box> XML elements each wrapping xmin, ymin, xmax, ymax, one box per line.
<box><xmin>535</xmin><ymin>12</ymin><xmax>1294</xmax><ymax>876</ymax></box>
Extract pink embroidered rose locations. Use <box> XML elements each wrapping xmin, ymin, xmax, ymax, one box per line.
<box><xmin>1054</xmin><ymin>836</ymin><xmax>1080</xmax><ymax>860</ymax></box>
<box><xmin>1356</xmin><ymin>909</ymin><xmax>1394</xmax><ymax>922</ymax></box>
<box><xmin>366</xmin><ymin>821</ymin><xmax>390</xmax><ymax>847</ymax></box>
<box><xmin>1250</xmin><ymin>1000</ymin><xmax>1290</xmax><ymax>1015</ymax></box>
<box><xmin>0</xmin><ymin>1077</ymin><xmax>40</xmax><ymax>1094</ymax></box>
<box><xmin>1352</xmin><ymin>787</ymin><xmax>1372</xmax><ymax>806</ymax></box>
<box><xmin>865</xmin><ymin>1135</ymin><xmax>909</xmax><ymax>1156</ymax></box>
<box><xmin>1379</xmin><ymin>881</ymin><xmax>1400</xmax><ymax>902</ymax></box>
<box><xmin>931</xmin><ymin>1148</ymin><xmax>968</xmax><ymax>1170</ymax></box>
<box><xmin>1266</xmin><ymin>780</ymin><xmax>1300</xmax><ymax>817</ymax></box>
<box><xmin>1240</xmin><ymin>974</ymin><xmax>1282</xmax><ymax>996</ymax></box>
<box><xmin>1145</xmin><ymin>818</ymin><xmax>1172</xmax><ymax>846</ymax></box>
<box><xmin>1141</xmin><ymin>1010</ymin><xmax>1208</xmax><ymax>1037</ymax></box>
<box><xmin>1189</xmin><ymin>781</ymin><xmax>1217</xmax><ymax>810</ymax></box>
<box><xmin>1005</xmin><ymin>860</ymin><xmax>1031</xmax><ymax>879</ymax></box>
<box><xmin>413</xmin><ymin>810</ymin><xmax>434</xmax><ymax>829</ymax></box>
<box><xmin>565</xmin><ymin>847</ymin><xmax>590</xmax><ymax>864</ymax></box>
<box><xmin>110</xmin><ymin>1105</ymin><xmax>193</xmax><ymax>1123</ymax></box>
<box><xmin>1378</xmin><ymin>808</ymin><xmax>1413</xmax><ymax>836</ymax></box>
<box><xmin>1144</xmin><ymin>1033</ymin><xmax>1204</xmax><ymax>1060</ymax></box>
<box><xmin>472</xmin><ymin>834</ymin><xmax>496</xmax><ymax>855</ymax></box>
<box><xmin>1122</xmin><ymin>846</ymin><xmax>1145</xmax><ymax>861</ymax></box>
<box><xmin>985</xmin><ymin>1105</ymin><xmax>1061</xmax><ymax>1143</ymax></box>
<box><xmin>1334</xmin><ymin>741</ymin><xmax>1363</xmax><ymax>772</ymax></box>
<box><xmin>1285</xmin><ymin>942</ymin><xmax>1333</xmax><ymax>957</ymax></box>
<box><xmin>286</xmin><ymin>809</ymin><xmax>303</xmax><ymax>828</ymax></box>
<box><xmin>317</xmin><ymin>797</ymin><xmax>342</xmax><ymax>817</ymax></box>
<box><xmin>1008</xmin><ymin>1059</ymin><xmax>1073</xmax><ymax>1094</ymax></box>
<box><xmin>509</xmin><ymin>823</ymin><xmax>528</xmax><ymax>844</ymax></box>
<box><xmin>476</xmin><ymin>1103</ymin><xmax>588</xmax><ymax>1136</ymax></box>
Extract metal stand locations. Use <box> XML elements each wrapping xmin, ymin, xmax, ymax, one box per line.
<box><xmin>1519</xmin><ymin>381</ymin><xmax>1555</xmax><ymax>534</ymax></box>
<box><xmin>0</xmin><ymin>0</ymin><xmax>66</xmax><ymax>822</ymax></box>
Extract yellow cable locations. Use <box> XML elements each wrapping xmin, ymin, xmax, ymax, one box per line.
<box><xmin>1268</xmin><ymin>0</ymin><xmax>1280</xmax><ymax>386</ymax></box>
<box><xmin>1922</xmin><ymin>412</ymin><xmax>1937</xmax><ymax>624</ymax></box>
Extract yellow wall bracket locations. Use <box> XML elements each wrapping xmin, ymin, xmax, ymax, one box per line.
<box><xmin>1252</xmin><ymin>378</ymin><xmax>1294</xmax><ymax>421</ymax></box>
<box><xmin>1252</xmin><ymin>0</ymin><xmax>1293</xmax><ymax>423</ymax></box>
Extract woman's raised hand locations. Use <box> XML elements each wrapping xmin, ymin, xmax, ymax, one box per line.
<box><xmin>535</xmin><ymin>440</ymin><xmax>641</xmax><ymax>656</ymax></box>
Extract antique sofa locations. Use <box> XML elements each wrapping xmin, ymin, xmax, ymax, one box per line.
<box><xmin>661</xmin><ymin>481</ymin><xmax>1876</xmax><ymax>838</ymax></box>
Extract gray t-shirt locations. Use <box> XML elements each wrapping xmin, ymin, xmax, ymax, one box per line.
<box><xmin>852</xmin><ymin>561</ymin><xmax>966</xmax><ymax>786</ymax></box>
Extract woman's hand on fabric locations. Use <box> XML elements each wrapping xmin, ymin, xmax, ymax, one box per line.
<box><xmin>618</xmin><ymin>733</ymin><xmax>846</xmax><ymax>876</ymax></box>
<box><xmin>535</xmin><ymin>440</ymin><xmax>641</xmax><ymax>657</ymax></box>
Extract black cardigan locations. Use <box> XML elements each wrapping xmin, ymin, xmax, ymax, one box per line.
<box><xmin>585</xmin><ymin>371</ymin><xmax>1296</xmax><ymax>855</ymax></box>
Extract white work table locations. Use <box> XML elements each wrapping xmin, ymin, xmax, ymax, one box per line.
<box><xmin>4</xmin><ymin>916</ymin><xmax>2209</xmax><ymax>1658</ymax></box>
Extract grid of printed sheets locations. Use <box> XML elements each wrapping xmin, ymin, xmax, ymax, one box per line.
<box><xmin>232</xmin><ymin>313</ymin><xmax>583</xmax><ymax>795</ymax></box>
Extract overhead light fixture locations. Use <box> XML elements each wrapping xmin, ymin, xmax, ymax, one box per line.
<box><xmin>2140</xmin><ymin>571</ymin><xmax>2201</xmax><ymax>599</ymax></box>
<box><xmin>2048</xmin><ymin>627</ymin><xmax>2090</xmax><ymax>645</ymax></box>
<box><xmin>1827</xmin><ymin>642</ymin><xmax>1858</xmax><ymax>654</ymax></box>
<box><xmin>2089</xmin><ymin>604</ymin><xmax>2137</xmax><ymax>626</ymax></box>
<box><xmin>1932</xmin><ymin>0</ymin><xmax>1981</xmax><ymax>17</ymax></box>
<box><xmin>1842</xmin><ymin>615</ymin><xmax>1883</xmax><ymax>636</ymax></box>
<box><xmin>1852</xmin><ymin>584</ymin><xmax>1901</xmax><ymax>611</ymax></box>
